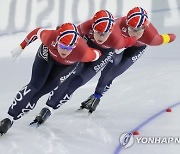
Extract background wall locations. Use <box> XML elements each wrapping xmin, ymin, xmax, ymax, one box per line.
<box><xmin>0</xmin><ymin>0</ymin><xmax>180</xmax><ymax>35</ymax></box>
<box><xmin>0</xmin><ymin>1</ymin><xmax>180</xmax><ymax>154</ymax></box>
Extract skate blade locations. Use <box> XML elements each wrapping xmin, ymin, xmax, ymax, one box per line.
<box><xmin>88</xmin><ymin>111</ymin><xmax>93</xmax><ymax>115</ymax></box>
<box><xmin>88</xmin><ymin>112</ymin><xmax>92</xmax><ymax>116</ymax></box>
<box><xmin>29</xmin><ymin>120</ymin><xmax>37</xmax><ymax>126</ymax></box>
<box><xmin>75</xmin><ymin>108</ymin><xmax>94</xmax><ymax>116</ymax></box>
<box><xmin>29</xmin><ymin>123</ymin><xmax>41</xmax><ymax>128</ymax></box>
<box><xmin>0</xmin><ymin>133</ymin><xmax>4</xmax><ymax>136</ymax></box>
<box><xmin>75</xmin><ymin>106</ymin><xmax>85</xmax><ymax>112</ymax></box>
<box><xmin>29</xmin><ymin>120</ymin><xmax>41</xmax><ymax>128</ymax></box>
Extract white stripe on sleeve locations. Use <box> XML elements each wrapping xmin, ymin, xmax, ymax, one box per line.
<box><xmin>37</xmin><ymin>28</ymin><xmax>45</xmax><ymax>39</ymax></box>
<box><xmin>93</xmin><ymin>50</ymin><xmax>100</xmax><ymax>61</ymax></box>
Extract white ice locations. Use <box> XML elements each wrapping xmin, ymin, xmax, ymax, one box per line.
<box><xmin>0</xmin><ymin>9</ymin><xmax>180</xmax><ymax>154</ymax></box>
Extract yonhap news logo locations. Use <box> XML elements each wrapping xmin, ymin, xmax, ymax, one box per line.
<box><xmin>119</xmin><ymin>132</ymin><xmax>180</xmax><ymax>148</ymax></box>
<box><xmin>136</xmin><ymin>136</ymin><xmax>180</xmax><ymax>144</ymax></box>
<box><xmin>119</xmin><ymin>132</ymin><xmax>134</xmax><ymax>148</ymax></box>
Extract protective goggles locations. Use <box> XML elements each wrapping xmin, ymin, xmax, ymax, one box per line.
<box><xmin>58</xmin><ymin>43</ymin><xmax>74</xmax><ymax>51</ymax></box>
<box><xmin>128</xmin><ymin>26</ymin><xmax>145</xmax><ymax>32</ymax></box>
<box><xmin>93</xmin><ymin>30</ymin><xmax>111</xmax><ymax>36</ymax></box>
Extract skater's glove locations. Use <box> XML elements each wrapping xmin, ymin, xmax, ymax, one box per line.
<box><xmin>161</xmin><ymin>33</ymin><xmax>176</xmax><ymax>44</ymax></box>
<box><xmin>11</xmin><ymin>45</ymin><xmax>23</xmax><ymax>61</ymax></box>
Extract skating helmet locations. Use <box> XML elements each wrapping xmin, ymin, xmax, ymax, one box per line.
<box><xmin>126</xmin><ymin>7</ymin><xmax>149</xmax><ymax>28</ymax></box>
<box><xmin>57</xmin><ymin>23</ymin><xmax>80</xmax><ymax>49</ymax></box>
<box><xmin>92</xmin><ymin>10</ymin><xmax>115</xmax><ymax>33</ymax></box>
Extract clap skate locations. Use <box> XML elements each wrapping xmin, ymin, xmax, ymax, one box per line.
<box><xmin>78</xmin><ymin>95</ymin><xmax>100</xmax><ymax>114</ymax></box>
<box><xmin>0</xmin><ymin>118</ymin><xmax>13</xmax><ymax>135</ymax></box>
<box><xmin>30</xmin><ymin>107</ymin><xmax>51</xmax><ymax>127</ymax></box>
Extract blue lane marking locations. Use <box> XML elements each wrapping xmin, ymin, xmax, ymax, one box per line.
<box><xmin>114</xmin><ymin>102</ymin><xmax>180</xmax><ymax>154</ymax></box>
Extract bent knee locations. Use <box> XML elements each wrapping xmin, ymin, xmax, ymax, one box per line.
<box><xmin>68</xmin><ymin>75</ymin><xmax>84</xmax><ymax>89</ymax></box>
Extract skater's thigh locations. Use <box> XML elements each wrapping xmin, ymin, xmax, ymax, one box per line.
<box><xmin>30</xmin><ymin>44</ymin><xmax>54</xmax><ymax>89</ymax></box>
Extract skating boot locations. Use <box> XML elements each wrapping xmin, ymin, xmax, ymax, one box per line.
<box><xmin>30</xmin><ymin>107</ymin><xmax>51</xmax><ymax>127</ymax></box>
<box><xmin>79</xmin><ymin>94</ymin><xmax>100</xmax><ymax>113</ymax></box>
<box><xmin>0</xmin><ymin>118</ymin><xmax>13</xmax><ymax>135</ymax></box>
